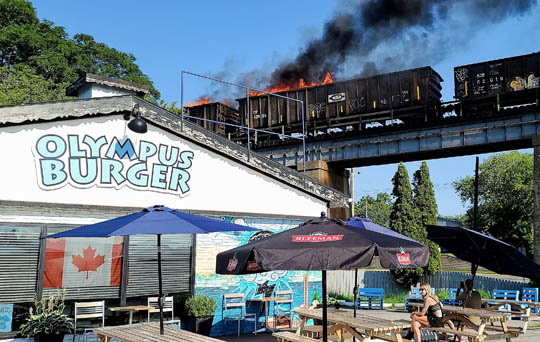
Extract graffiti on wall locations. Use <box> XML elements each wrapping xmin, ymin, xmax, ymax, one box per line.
<box><xmin>194</xmin><ymin>216</ymin><xmax>322</xmax><ymax>336</ymax></box>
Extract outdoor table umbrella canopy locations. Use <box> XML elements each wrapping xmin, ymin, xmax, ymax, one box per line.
<box><xmin>216</xmin><ymin>214</ymin><xmax>429</xmax><ymax>342</ymax></box>
<box><xmin>45</xmin><ymin>205</ymin><xmax>258</xmax><ymax>335</ymax></box>
<box><xmin>427</xmin><ymin>224</ymin><xmax>540</xmax><ymax>282</ymax></box>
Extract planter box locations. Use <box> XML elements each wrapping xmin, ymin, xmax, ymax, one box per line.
<box><xmin>186</xmin><ymin>315</ymin><xmax>214</xmax><ymax>336</ymax></box>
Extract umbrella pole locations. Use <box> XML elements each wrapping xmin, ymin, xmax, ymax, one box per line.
<box><xmin>353</xmin><ymin>268</ymin><xmax>358</xmax><ymax>342</ymax></box>
<box><xmin>158</xmin><ymin>234</ymin><xmax>164</xmax><ymax>335</ymax></box>
<box><xmin>322</xmin><ymin>270</ymin><xmax>328</xmax><ymax>342</ymax></box>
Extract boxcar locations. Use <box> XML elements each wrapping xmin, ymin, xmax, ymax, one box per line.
<box><xmin>185</xmin><ymin>102</ymin><xmax>240</xmax><ymax>136</ymax></box>
<box><xmin>237</xmin><ymin>66</ymin><xmax>442</xmax><ymax>131</ymax></box>
<box><xmin>454</xmin><ymin>52</ymin><xmax>540</xmax><ymax>105</ymax></box>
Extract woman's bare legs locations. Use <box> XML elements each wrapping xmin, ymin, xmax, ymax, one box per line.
<box><xmin>411</xmin><ymin>314</ymin><xmax>430</xmax><ymax>342</ymax></box>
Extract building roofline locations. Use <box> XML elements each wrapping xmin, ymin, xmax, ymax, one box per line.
<box><xmin>65</xmin><ymin>73</ymin><xmax>149</xmax><ymax>97</ymax></box>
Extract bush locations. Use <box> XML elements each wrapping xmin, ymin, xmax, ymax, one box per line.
<box><xmin>185</xmin><ymin>295</ymin><xmax>217</xmax><ymax>317</ymax></box>
<box><xmin>20</xmin><ymin>289</ymin><xmax>74</xmax><ymax>337</ymax></box>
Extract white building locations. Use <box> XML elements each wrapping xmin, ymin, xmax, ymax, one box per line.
<box><xmin>0</xmin><ymin>74</ymin><xmax>348</xmax><ymax>336</ymax></box>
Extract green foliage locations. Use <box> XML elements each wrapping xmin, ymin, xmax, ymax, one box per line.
<box><xmin>0</xmin><ymin>65</ymin><xmax>71</xmax><ymax>105</ymax></box>
<box><xmin>185</xmin><ymin>295</ymin><xmax>217</xmax><ymax>317</ymax></box>
<box><xmin>412</xmin><ymin>162</ymin><xmax>441</xmax><ymax>275</ymax></box>
<box><xmin>20</xmin><ymin>289</ymin><xmax>74</xmax><ymax>337</ymax></box>
<box><xmin>0</xmin><ymin>0</ymin><xmax>160</xmax><ymax>105</ymax></box>
<box><xmin>453</xmin><ymin>152</ymin><xmax>534</xmax><ymax>256</ymax></box>
<box><xmin>312</xmin><ymin>289</ymin><xmax>321</xmax><ymax>303</ymax></box>
<box><xmin>390</xmin><ymin>162</ymin><xmax>424</xmax><ymax>287</ymax></box>
<box><xmin>355</xmin><ymin>193</ymin><xmax>393</xmax><ymax>226</ymax></box>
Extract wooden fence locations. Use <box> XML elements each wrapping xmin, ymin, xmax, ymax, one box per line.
<box><xmin>327</xmin><ymin>270</ymin><xmax>529</xmax><ymax>296</ymax></box>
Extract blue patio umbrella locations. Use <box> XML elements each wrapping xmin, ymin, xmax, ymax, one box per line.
<box><xmin>46</xmin><ymin>205</ymin><xmax>258</xmax><ymax>335</ymax></box>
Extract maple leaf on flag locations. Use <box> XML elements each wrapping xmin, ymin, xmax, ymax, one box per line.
<box><xmin>72</xmin><ymin>245</ymin><xmax>106</xmax><ymax>279</ymax></box>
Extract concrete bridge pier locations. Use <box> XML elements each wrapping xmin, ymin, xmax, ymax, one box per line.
<box><xmin>297</xmin><ymin>161</ymin><xmax>352</xmax><ymax>220</ymax></box>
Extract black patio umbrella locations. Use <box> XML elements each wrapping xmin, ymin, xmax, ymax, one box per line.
<box><xmin>216</xmin><ymin>214</ymin><xmax>429</xmax><ymax>342</ymax></box>
<box><xmin>427</xmin><ymin>225</ymin><xmax>540</xmax><ymax>282</ymax></box>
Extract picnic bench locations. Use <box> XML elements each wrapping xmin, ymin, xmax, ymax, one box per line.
<box><xmin>409</xmin><ymin>302</ymin><xmax>520</xmax><ymax>341</ymax></box>
<box><xmin>356</xmin><ymin>288</ymin><xmax>384</xmax><ymax>310</ymax></box>
<box><xmin>442</xmin><ymin>288</ymin><xmax>461</xmax><ymax>306</ymax></box>
<box><xmin>94</xmin><ymin>322</ymin><xmax>226</xmax><ymax>342</ymax></box>
<box><xmin>404</xmin><ymin>287</ymin><xmax>424</xmax><ymax>312</ymax></box>
<box><xmin>293</xmin><ymin>308</ymin><xmax>411</xmax><ymax>342</ymax></box>
<box><xmin>273</xmin><ymin>331</ymin><xmax>320</xmax><ymax>342</ymax></box>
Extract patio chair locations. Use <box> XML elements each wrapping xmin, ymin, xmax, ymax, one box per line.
<box><xmin>273</xmin><ymin>290</ymin><xmax>293</xmax><ymax>329</ymax></box>
<box><xmin>222</xmin><ymin>293</ymin><xmax>257</xmax><ymax>336</ymax></box>
<box><xmin>73</xmin><ymin>300</ymin><xmax>105</xmax><ymax>342</ymax></box>
<box><xmin>147</xmin><ymin>296</ymin><xmax>174</xmax><ymax>322</ymax></box>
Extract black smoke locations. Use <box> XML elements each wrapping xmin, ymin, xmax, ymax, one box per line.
<box><xmin>269</xmin><ymin>0</ymin><xmax>537</xmax><ymax>86</ymax></box>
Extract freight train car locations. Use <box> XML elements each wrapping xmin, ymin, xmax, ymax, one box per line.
<box><xmin>237</xmin><ymin>66</ymin><xmax>443</xmax><ymax>134</ymax></box>
<box><xmin>185</xmin><ymin>102</ymin><xmax>240</xmax><ymax>137</ymax></box>
<box><xmin>454</xmin><ymin>52</ymin><xmax>540</xmax><ymax>110</ymax></box>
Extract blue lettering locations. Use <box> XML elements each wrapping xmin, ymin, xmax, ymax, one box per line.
<box><xmin>83</xmin><ymin>135</ymin><xmax>107</xmax><ymax>158</ymax></box>
<box><xmin>36</xmin><ymin>135</ymin><xmax>66</xmax><ymax>158</ymax></box>
<box><xmin>126</xmin><ymin>162</ymin><xmax>148</xmax><ymax>187</ymax></box>
<box><xmin>106</xmin><ymin>138</ymin><xmax>136</xmax><ymax>160</ymax></box>
<box><xmin>169</xmin><ymin>168</ymin><xmax>190</xmax><ymax>194</ymax></box>
<box><xmin>139</xmin><ymin>141</ymin><xmax>157</xmax><ymax>161</ymax></box>
<box><xmin>158</xmin><ymin>144</ymin><xmax>179</xmax><ymax>166</ymax></box>
<box><xmin>69</xmin><ymin>158</ymin><xmax>98</xmax><ymax>184</ymax></box>
<box><xmin>150</xmin><ymin>164</ymin><xmax>168</xmax><ymax>189</ymax></box>
<box><xmin>40</xmin><ymin>160</ymin><xmax>67</xmax><ymax>186</ymax></box>
<box><xmin>101</xmin><ymin>159</ymin><xmax>125</xmax><ymax>185</ymax></box>
<box><xmin>177</xmin><ymin>151</ymin><xmax>194</xmax><ymax>168</ymax></box>
<box><xmin>68</xmin><ymin>135</ymin><xmax>86</xmax><ymax>157</ymax></box>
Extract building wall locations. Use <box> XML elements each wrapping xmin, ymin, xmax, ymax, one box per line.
<box><xmin>194</xmin><ymin>215</ymin><xmax>322</xmax><ymax>337</ymax></box>
<box><xmin>0</xmin><ymin>115</ymin><xmax>328</xmax><ymax>217</ymax></box>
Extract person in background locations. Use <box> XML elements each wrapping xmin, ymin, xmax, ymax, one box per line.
<box><xmin>410</xmin><ymin>283</ymin><xmax>445</xmax><ymax>342</ymax></box>
<box><xmin>455</xmin><ymin>279</ymin><xmax>481</xmax><ymax>340</ymax></box>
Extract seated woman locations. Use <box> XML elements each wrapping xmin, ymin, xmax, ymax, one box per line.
<box><xmin>409</xmin><ymin>283</ymin><xmax>452</xmax><ymax>342</ymax></box>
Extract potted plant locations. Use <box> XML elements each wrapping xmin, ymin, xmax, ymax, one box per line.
<box><xmin>20</xmin><ymin>289</ymin><xmax>74</xmax><ymax>342</ymax></box>
<box><xmin>185</xmin><ymin>295</ymin><xmax>217</xmax><ymax>336</ymax></box>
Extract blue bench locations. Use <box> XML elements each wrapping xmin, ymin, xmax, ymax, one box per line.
<box><xmin>356</xmin><ymin>288</ymin><xmax>384</xmax><ymax>310</ymax></box>
<box><xmin>491</xmin><ymin>289</ymin><xmax>519</xmax><ymax>318</ymax></box>
<box><xmin>521</xmin><ymin>287</ymin><xmax>539</xmax><ymax>314</ymax></box>
<box><xmin>405</xmin><ymin>287</ymin><xmax>424</xmax><ymax>312</ymax></box>
<box><xmin>442</xmin><ymin>288</ymin><xmax>461</xmax><ymax>306</ymax></box>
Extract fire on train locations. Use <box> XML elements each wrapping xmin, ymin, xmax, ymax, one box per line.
<box><xmin>185</xmin><ymin>51</ymin><xmax>540</xmax><ymax>145</ymax></box>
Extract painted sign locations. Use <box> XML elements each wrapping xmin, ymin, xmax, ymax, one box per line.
<box><xmin>0</xmin><ymin>304</ymin><xmax>13</xmax><ymax>332</ymax></box>
<box><xmin>33</xmin><ymin>134</ymin><xmax>194</xmax><ymax>196</ymax></box>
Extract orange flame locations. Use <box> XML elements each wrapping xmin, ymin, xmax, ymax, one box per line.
<box><xmin>188</xmin><ymin>96</ymin><xmax>212</xmax><ymax>107</ymax></box>
<box><xmin>249</xmin><ymin>72</ymin><xmax>334</xmax><ymax>96</ymax></box>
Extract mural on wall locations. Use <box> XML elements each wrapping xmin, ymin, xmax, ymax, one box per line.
<box><xmin>194</xmin><ymin>216</ymin><xmax>322</xmax><ymax>336</ymax></box>
<box><xmin>33</xmin><ymin>134</ymin><xmax>194</xmax><ymax>196</ymax></box>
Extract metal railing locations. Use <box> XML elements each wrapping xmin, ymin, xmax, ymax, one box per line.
<box><xmin>180</xmin><ymin>70</ymin><xmax>306</xmax><ymax>173</ymax></box>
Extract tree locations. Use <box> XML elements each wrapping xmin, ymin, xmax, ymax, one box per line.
<box><xmin>412</xmin><ymin>161</ymin><xmax>441</xmax><ymax>275</ymax></box>
<box><xmin>355</xmin><ymin>193</ymin><xmax>393</xmax><ymax>227</ymax></box>
<box><xmin>389</xmin><ymin>162</ymin><xmax>424</xmax><ymax>287</ymax></box>
<box><xmin>0</xmin><ymin>0</ymin><xmax>160</xmax><ymax>105</ymax></box>
<box><xmin>453</xmin><ymin>152</ymin><xmax>534</xmax><ymax>256</ymax></box>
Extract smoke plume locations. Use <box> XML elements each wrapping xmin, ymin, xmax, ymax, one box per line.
<box><xmin>268</xmin><ymin>0</ymin><xmax>537</xmax><ymax>87</ymax></box>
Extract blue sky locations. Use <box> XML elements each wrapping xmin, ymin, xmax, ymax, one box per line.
<box><xmin>30</xmin><ymin>1</ymin><xmax>540</xmax><ymax>216</ymax></box>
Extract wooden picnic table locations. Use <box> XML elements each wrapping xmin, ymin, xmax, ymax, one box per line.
<box><xmin>94</xmin><ymin>322</ymin><xmax>226</xmax><ymax>342</ymax></box>
<box><xmin>291</xmin><ymin>308</ymin><xmax>410</xmax><ymax>342</ymax></box>
<box><xmin>410</xmin><ymin>302</ymin><xmax>520</xmax><ymax>341</ymax></box>
<box><xmin>481</xmin><ymin>298</ymin><xmax>540</xmax><ymax>333</ymax></box>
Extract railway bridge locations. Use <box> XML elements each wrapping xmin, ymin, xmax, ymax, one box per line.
<box><xmin>253</xmin><ymin>108</ymin><xmax>540</xmax><ymax>263</ymax></box>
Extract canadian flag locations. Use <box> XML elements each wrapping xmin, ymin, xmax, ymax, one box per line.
<box><xmin>44</xmin><ymin>237</ymin><xmax>123</xmax><ymax>288</ymax></box>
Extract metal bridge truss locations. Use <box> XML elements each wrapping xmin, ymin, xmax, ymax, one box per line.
<box><xmin>256</xmin><ymin>110</ymin><xmax>540</xmax><ymax>168</ymax></box>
